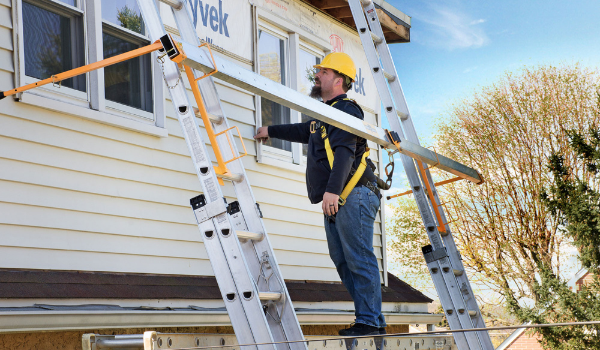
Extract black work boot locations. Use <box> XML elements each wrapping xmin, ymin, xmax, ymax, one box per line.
<box><xmin>338</xmin><ymin>323</ymin><xmax>379</xmax><ymax>336</ymax></box>
<box><xmin>378</xmin><ymin>327</ymin><xmax>386</xmax><ymax>335</ymax></box>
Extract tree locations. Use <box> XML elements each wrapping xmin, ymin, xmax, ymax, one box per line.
<box><xmin>386</xmin><ymin>195</ymin><xmax>432</xmax><ymax>293</ymax></box>
<box><xmin>433</xmin><ymin>64</ymin><xmax>600</xmax><ymax>309</ymax></box>
<box><xmin>507</xmin><ymin>129</ymin><xmax>600</xmax><ymax>349</ymax></box>
<box><xmin>117</xmin><ymin>5</ymin><xmax>143</xmax><ymax>34</ymax></box>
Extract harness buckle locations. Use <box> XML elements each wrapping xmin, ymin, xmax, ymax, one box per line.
<box><xmin>310</xmin><ymin>121</ymin><xmax>317</xmax><ymax>134</ymax></box>
<box><xmin>338</xmin><ymin>197</ymin><xmax>346</xmax><ymax>206</ymax></box>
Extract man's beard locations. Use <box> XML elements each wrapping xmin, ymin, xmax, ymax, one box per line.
<box><xmin>309</xmin><ymin>85</ymin><xmax>322</xmax><ymax>99</ymax></box>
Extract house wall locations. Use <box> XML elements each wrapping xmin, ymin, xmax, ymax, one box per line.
<box><xmin>576</xmin><ymin>271</ymin><xmax>594</xmax><ymax>292</ymax></box>
<box><xmin>505</xmin><ymin>331</ymin><xmax>543</xmax><ymax>350</ymax></box>
<box><xmin>0</xmin><ymin>0</ymin><xmax>385</xmax><ymax>283</ymax></box>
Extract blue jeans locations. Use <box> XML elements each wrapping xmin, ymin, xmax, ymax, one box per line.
<box><xmin>324</xmin><ymin>186</ymin><xmax>386</xmax><ymax>328</ymax></box>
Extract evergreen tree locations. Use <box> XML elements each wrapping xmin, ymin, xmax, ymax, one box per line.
<box><xmin>509</xmin><ymin>128</ymin><xmax>600</xmax><ymax>349</ymax></box>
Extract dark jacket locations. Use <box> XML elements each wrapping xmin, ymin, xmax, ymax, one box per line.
<box><xmin>268</xmin><ymin>94</ymin><xmax>367</xmax><ymax>204</ymax></box>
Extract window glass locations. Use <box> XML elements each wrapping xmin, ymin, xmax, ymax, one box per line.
<box><xmin>298</xmin><ymin>49</ymin><xmax>320</xmax><ymax>156</ymax></box>
<box><xmin>258</xmin><ymin>29</ymin><xmax>290</xmax><ymax>152</ymax></box>
<box><xmin>22</xmin><ymin>2</ymin><xmax>86</xmax><ymax>92</ymax></box>
<box><xmin>101</xmin><ymin>0</ymin><xmax>145</xmax><ymax>34</ymax></box>
<box><xmin>103</xmin><ymin>32</ymin><xmax>153</xmax><ymax>113</ymax></box>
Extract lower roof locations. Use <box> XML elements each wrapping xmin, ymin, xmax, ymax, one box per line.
<box><xmin>0</xmin><ymin>269</ymin><xmax>432</xmax><ymax>303</ymax></box>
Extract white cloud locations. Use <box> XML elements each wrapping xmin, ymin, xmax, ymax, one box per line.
<box><xmin>462</xmin><ymin>66</ymin><xmax>478</xmax><ymax>73</ymax></box>
<box><xmin>412</xmin><ymin>2</ymin><xmax>490</xmax><ymax>50</ymax></box>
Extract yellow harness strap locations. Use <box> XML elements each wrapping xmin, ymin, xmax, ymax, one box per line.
<box><xmin>320</xmin><ymin>98</ymin><xmax>369</xmax><ymax>206</ymax></box>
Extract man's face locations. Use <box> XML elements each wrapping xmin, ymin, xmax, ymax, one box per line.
<box><xmin>310</xmin><ymin>68</ymin><xmax>341</xmax><ymax>99</ymax></box>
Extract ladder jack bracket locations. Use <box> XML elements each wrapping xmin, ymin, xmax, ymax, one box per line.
<box><xmin>216</xmin><ymin>125</ymin><xmax>248</xmax><ymax>165</ymax></box>
<box><xmin>384</xmin><ymin>129</ymin><xmax>401</xmax><ymax>149</ymax></box>
<box><xmin>159</xmin><ymin>34</ymin><xmax>186</xmax><ymax>64</ymax></box>
<box><xmin>190</xmin><ymin>194</ymin><xmax>228</xmax><ymax>224</ymax></box>
<box><xmin>416</xmin><ymin>160</ymin><xmax>447</xmax><ymax>234</ymax></box>
<box><xmin>173</xmin><ymin>38</ymin><xmax>240</xmax><ymax>186</ymax></box>
<box><xmin>193</xmin><ymin>43</ymin><xmax>218</xmax><ymax>81</ymax></box>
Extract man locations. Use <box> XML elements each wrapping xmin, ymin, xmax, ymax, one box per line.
<box><xmin>254</xmin><ymin>52</ymin><xmax>386</xmax><ymax>336</ymax></box>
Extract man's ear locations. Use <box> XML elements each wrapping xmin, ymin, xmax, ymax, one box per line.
<box><xmin>334</xmin><ymin>77</ymin><xmax>343</xmax><ymax>88</ymax></box>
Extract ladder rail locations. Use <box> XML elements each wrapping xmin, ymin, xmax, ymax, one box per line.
<box><xmin>364</xmin><ymin>2</ymin><xmax>495</xmax><ymax>348</ymax></box>
<box><xmin>348</xmin><ymin>0</ymin><xmax>494</xmax><ymax>349</ymax></box>
<box><xmin>167</xmin><ymin>4</ymin><xmax>306</xmax><ymax>348</ymax></box>
<box><xmin>136</xmin><ymin>2</ymin><xmax>281</xmax><ymax>349</ymax></box>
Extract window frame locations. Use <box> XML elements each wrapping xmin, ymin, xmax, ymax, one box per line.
<box><xmin>12</xmin><ymin>0</ymin><xmax>166</xmax><ymax>137</ymax></box>
<box><xmin>254</xmin><ymin>10</ymin><xmax>329</xmax><ymax>171</ymax></box>
<box><xmin>101</xmin><ymin>20</ymin><xmax>155</xmax><ymax>121</ymax></box>
<box><xmin>256</xmin><ymin>22</ymin><xmax>293</xmax><ymax>161</ymax></box>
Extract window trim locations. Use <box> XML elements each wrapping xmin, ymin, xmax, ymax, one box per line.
<box><xmin>12</xmin><ymin>0</ymin><xmax>166</xmax><ymax>137</ymax></box>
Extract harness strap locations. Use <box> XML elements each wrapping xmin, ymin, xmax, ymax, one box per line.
<box><xmin>319</xmin><ymin>120</ymin><xmax>370</xmax><ymax>206</ymax></box>
<box><xmin>339</xmin><ymin>149</ymin><xmax>370</xmax><ymax>205</ymax></box>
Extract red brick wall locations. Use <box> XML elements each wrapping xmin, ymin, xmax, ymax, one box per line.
<box><xmin>576</xmin><ymin>272</ymin><xmax>594</xmax><ymax>292</ymax></box>
<box><xmin>505</xmin><ymin>331</ymin><xmax>544</xmax><ymax>350</ymax></box>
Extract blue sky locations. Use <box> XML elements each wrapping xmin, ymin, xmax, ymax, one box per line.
<box><xmin>382</xmin><ymin>0</ymin><xmax>600</xmax><ymax>298</ymax></box>
<box><xmin>381</xmin><ymin>0</ymin><xmax>600</xmax><ymax>190</ymax></box>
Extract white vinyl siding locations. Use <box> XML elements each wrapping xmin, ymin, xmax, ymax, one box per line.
<box><xmin>0</xmin><ymin>1</ymin><xmax>385</xmax><ymax>283</ymax></box>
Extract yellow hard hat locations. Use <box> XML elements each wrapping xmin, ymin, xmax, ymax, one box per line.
<box><xmin>314</xmin><ymin>52</ymin><xmax>356</xmax><ymax>82</ymax></box>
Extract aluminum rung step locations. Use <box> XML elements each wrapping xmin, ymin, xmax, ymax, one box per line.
<box><xmin>237</xmin><ymin>230</ymin><xmax>264</xmax><ymax>241</ymax></box>
<box><xmin>457</xmin><ymin>309</ymin><xmax>478</xmax><ymax>317</ymax></box>
<box><xmin>259</xmin><ymin>292</ymin><xmax>282</xmax><ymax>301</ymax></box>
<box><xmin>193</xmin><ymin>107</ymin><xmax>224</xmax><ymax>124</ymax></box>
<box><xmin>382</xmin><ymin>69</ymin><xmax>396</xmax><ymax>82</ymax></box>
<box><xmin>370</xmin><ymin>31</ymin><xmax>383</xmax><ymax>44</ymax></box>
<box><xmin>158</xmin><ymin>0</ymin><xmax>183</xmax><ymax>10</ymax></box>
<box><xmin>216</xmin><ymin>171</ymin><xmax>244</xmax><ymax>183</ymax></box>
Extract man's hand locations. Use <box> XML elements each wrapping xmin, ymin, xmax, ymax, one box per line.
<box><xmin>322</xmin><ymin>192</ymin><xmax>340</xmax><ymax>216</ymax></box>
<box><xmin>254</xmin><ymin>126</ymin><xmax>269</xmax><ymax>143</ymax></box>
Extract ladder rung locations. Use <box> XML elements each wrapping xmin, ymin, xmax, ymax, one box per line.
<box><xmin>216</xmin><ymin>171</ymin><xmax>244</xmax><ymax>183</ymax></box>
<box><xmin>468</xmin><ymin>310</ymin><xmax>477</xmax><ymax>317</ymax></box>
<box><xmin>397</xmin><ymin>110</ymin><xmax>409</xmax><ymax>120</ymax></box>
<box><xmin>360</xmin><ymin>0</ymin><xmax>372</xmax><ymax>7</ymax></box>
<box><xmin>382</xmin><ymin>69</ymin><xmax>396</xmax><ymax>82</ymax></box>
<box><xmin>158</xmin><ymin>0</ymin><xmax>183</xmax><ymax>10</ymax></box>
<box><xmin>370</xmin><ymin>31</ymin><xmax>383</xmax><ymax>44</ymax></box>
<box><xmin>453</xmin><ymin>269</ymin><xmax>464</xmax><ymax>276</ymax></box>
<box><xmin>236</xmin><ymin>230</ymin><xmax>264</xmax><ymax>241</ymax></box>
<box><xmin>193</xmin><ymin>107</ymin><xmax>224</xmax><ymax>124</ymax></box>
<box><xmin>259</xmin><ymin>292</ymin><xmax>282</xmax><ymax>301</ymax></box>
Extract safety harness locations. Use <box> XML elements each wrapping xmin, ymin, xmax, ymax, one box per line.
<box><xmin>310</xmin><ymin>99</ymin><xmax>383</xmax><ymax>208</ymax></box>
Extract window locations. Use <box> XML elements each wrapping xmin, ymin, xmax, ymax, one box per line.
<box><xmin>16</xmin><ymin>0</ymin><xmax>164</xmax><ymax>134</ymax></box>
<box><xmin>258</xmin><ymin>27</ymin><xmax>291</xmax><ymax>152</ymax></box>
<box><xmin>255</xmin><ymin>19</ymin><xmax>325</xmax><ymax>166</ymax></box>
<box><xmin>102</xmin><ymin>0</ymin><xmax>153</xmax><ymax>116</ymax></box>
<box><xmin>22</xmin><ymin>0</ymin><xmax>86</xmax><ymax>97</ymax></box>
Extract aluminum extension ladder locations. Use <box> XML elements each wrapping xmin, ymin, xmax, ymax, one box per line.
<box><xmin>346</xmin><ymin>0</ymin><xmax>494</xmax><ymax>349</ymax></box>
<box><xmin>135</xmin><ymin>0</ymin><xmax>493</xmax><ymax>350</ymax></box>
<box><xmin>136</xmin><ymin>2</ymin><xmax>306</xmax><ymax>350</ymax></box>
